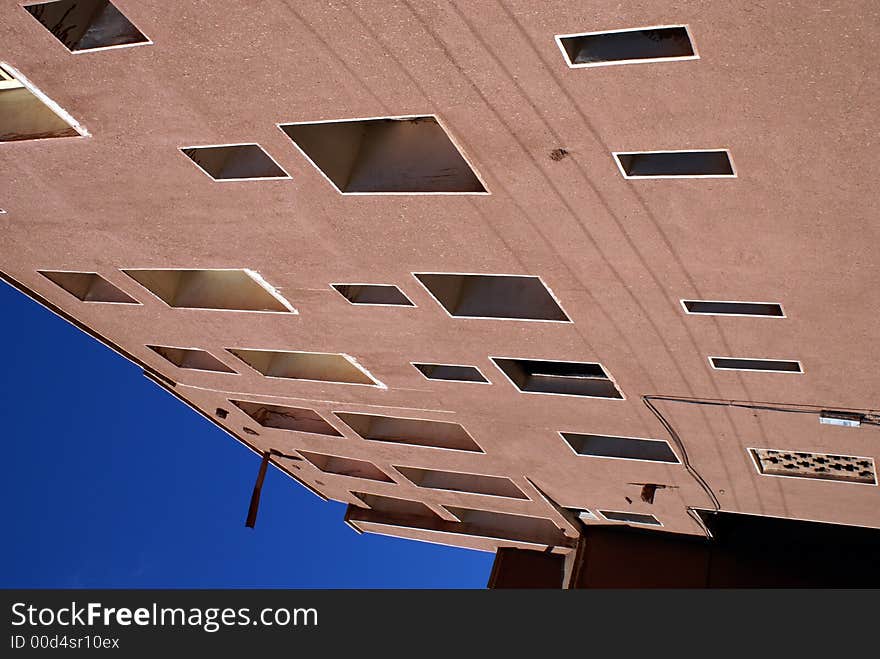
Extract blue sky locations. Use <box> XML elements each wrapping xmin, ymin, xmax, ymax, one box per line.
<box><xmin>0</xmin><ymin>281</ymin><xmax>492</xmax><ymax>588</ymax></box>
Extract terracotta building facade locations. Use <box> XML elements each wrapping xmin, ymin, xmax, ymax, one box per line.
<box><xmin>2</xmin><ymin>1</ymin><xmax>878</xmax><ymax>586</ymax></box>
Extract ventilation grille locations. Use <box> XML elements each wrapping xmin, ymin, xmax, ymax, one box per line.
<box><xmin>751</xmin><ymin>449</ymin><xmax>876</xmax><ymax>485</ymax></box>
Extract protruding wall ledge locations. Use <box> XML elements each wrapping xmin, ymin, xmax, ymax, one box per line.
<box><xmin>345</xmin><ymin>503</ymin><xmax>574</xmax><ymax>552</ymax></box>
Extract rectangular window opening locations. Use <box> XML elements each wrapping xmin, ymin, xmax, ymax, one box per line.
<box><xmin>230</xmin><ymin>400</ymin><xmax>341</xmax><ymax>437</ymax></box>
<box><xmin>0</xmin><ymin>64</ymin><xmax>82</xmax><ymax>142</ymax></box>
<box><xmin>331</xmin><ymin>284</ymin><xmax>414</xmax><ymax>306</ymax></box>
<box><xmin>412</xmin><ymin>363</ymin><xmax>488</xmax><ymax>383</ymax></box>
<box><xmin>228</xmin><ymin>349</ymin><xmax>380</xmax><ymax>387</ymax></box>
<box><xmin>396</xmin><ymin>466</ymin><xmax>527</xmax><ymax>499</ymax></box>
<box><xmin>599</xmin><ymin>510</ymin><xmax>662</xmax><ymax>526</ymax></box>
<box><xmin>299</xmin><ymin>451</ymin><xmax>393</xmax><ymax>482</ymax></box>
<box><xmin>682</xmin><ymin>300</ymin><xmax>784</xmax><ymax>317</ymax></box>
<box><xmin>334</xmin><ymin>412</ymin><xmax>482</xmax><ymax>453</ymax></box>
<box><xmin>279</xmin><ymin>115</ymin><xmax>486</xmax><ymax>194</ymax></box>
<box><xmin>180</xmin><ymin>144</ymin><xmax>289</xmax><ymax>181</ymax></box>
<box><xmin>146</xmin><ymin>345</ymin><xmax>235</xmax><ymax>373</ymax></box>
<box><xmin>492</xmin><ymin>357</ymin><xmax>623</xmax><ymax>399</ymax></box>
<box><xmin>24</xmin><ymin>0</ymin><xmax>149</xmax><ymax>52</ymax></box>
<box><xmin>750</xmin><ymin>448</ymin><xmax>876</xmax><ymax>485</ymax></box>
<box><xmin>414</xmin><ymin>273</ymin><xmax>569</xmax><ymax>321</ymax></box>
<box><xmin>614</xmin><ymin>150</ymin><xmax>734</xmax><ymax>178</ymax></box>
<box><xmin>561</xmin><ymin>432</ymin><xmax>679</xmax><ymax>463</ymax></box>
<box><xmin>348</xmin><ymin>504</ymin><xmax>566</xmax><ymax>546</ymax></box>
<box><xmin>123</xmin><ymin>269</ymin><xmax>295</xmax><ymax>312</ymax></box>
<box><xmin>444</xmin><ymin>507</ymin><xmax>563</xmax><ymax>541</ymax></box>
<box><xmin>710</xmin><ymin>357</ymin><xmax>802</xmax><ymax>373</ymax></box>
<box><xmin>39</xmin><ymin>270</ymin><xmax>137</xmax><ymax>304</ymax></box>
<box><xmin>558</xmin><ymin>26</ymin><xmax>696</xmax><ymax>68</ymax></box>
<box><xmin>351</xmin><ymin>493</ymin><xmax>440</xmax><ymax>519</ymax></box>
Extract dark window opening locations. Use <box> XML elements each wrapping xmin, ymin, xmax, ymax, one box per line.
<box><xmin>492</xmin><ymin>357</ymin><xmax>623</xmax><ymax>399</ymax></box>
<box><xmin>559</xmin><ymin>26</ymin><xmax>694</xmax><ymax>66</ymax></box>
<box><xmin>616</xmin><ymin>150</ymin><xmax>734</xmax><ymax>177</ymax></box>
<box><xmin>413</xmin><ymin>363</ymin><xmax>488</xmax><ymax>383</ymax></box>
<box><xmin>415</xmin><ymin>273</ymin><xmax>569</xmax><ymax>321</ymax></box>
<box><xmin>279</xmin><ymin>116</ymin><xmax>485</xmax><ymax>193</ymax></box>
<box><xmin>24</xmin><ymin>0</ymin><xmax>149</xmax><ymax>52</ymax></box>
<box><xmin>561</xmin><ymin>433</ymin><xmax>679</xmax><ymax>463</ymax></box>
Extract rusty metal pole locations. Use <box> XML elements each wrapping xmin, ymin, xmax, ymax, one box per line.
<box><xmin>245</xmin><ymin>451</ymin><xmax>271</xmax><ymax>528</ymax></box>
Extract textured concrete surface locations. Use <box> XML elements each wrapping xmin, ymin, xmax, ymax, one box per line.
<box><xmin>2</xmin><ymin>1</ymin><xmax>878</xmax><ymax>549</ymax></box>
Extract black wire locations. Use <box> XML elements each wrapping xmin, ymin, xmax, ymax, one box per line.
<box><xmin>642</xmin><ymin>396</ymin><xmax>721</xmax><ymax>515</ymax></box>
<box><xmin>642</xmin><ymin>394</ymin><xmax>880</xmax><ymax>536</ymax></box>
<box><xmin>646</xmin><ymin>395</ymin><xmax>879</xmax><ymax>420</ymax></box>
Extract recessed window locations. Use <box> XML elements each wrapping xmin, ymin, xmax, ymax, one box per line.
<box><xmin>228</xmin><ymin>349</ymin><xmax>381</xmax><ymax>387</ymax></box>
<box><xmin>682</xmin><ymin>300</ymin><xmax>784</xmax><ymax>317</ymax></box>
<box><xmin>331</xmin><ymin>284</ymin><xmax>414</xmax><ymax>306</ymax></box>
<box><xmin>492</xmin><ymin>357</ymin><xmax>623</xmax><ymax>399</ymax></box>
<box><xmin>278</xmin><ymin>115</ymin><xmax>486</xmax><ymax>194</ymax></box>
<box><xmin>557</xmin><ymin>26</ymin><xmax>696</xmax><ymax>68</ymax></box>
<box><xmin>180</xmin><ymin>144</ymin><xmax>290</xmax><ymax>181</ymax></box>
<box><xmin>710</xmin><ymin>357</ymin><xmax>802</xmax><ymax>373</ymax></box>
<box><xmin>299</xmin><ymin>451</ymin><xmax>392</xmax><ymax>482</ymax></box>
<box><xmin>348</xmin><ymin>503</ymin><xmax>566</xmax><ymax>546</ymax></box>
<box><xmin>561</xmin><ymin>432</ymin><xmax>679</xmax><ymax>463</ymax></box>
<box><xmin>412</xmin><ymin>363</ymin><xmax>489</xmax><ymax>383</ymax></box>
<box><xmin>444</xmin><ymin>507</ymin><xmax>563</xmax><ymax>542</ymax></box>
<box><xmin>334</xmin><ymin>412</ymin><xmax>482</xmax><ymax>452</ymax></box>
<box><xmin>352</xmin><ymin>493</ymin><xmax>439</xmax><ymax>518</ymax></box>
<box><xmin>39</xmin><ymin>270</ymin><xmax>137</xmax><ymax>304</ymax></box>
<box><xmin>614</xmin><ymin>150</ymin><xmax>735</xmax><ymax>178</ymax></box>
<box><xmin>146</xmin><ymin>345</ymin><xmax>235</xmax><ymax>373</ymax></box>
<box><xmin>123</xmin><ymin>269</ymin><xmax>295</xmax><ymax>312</ymax></box>
<box><xmin>0</xmin><ymin>64</ymin><xmax>83</xmax><ymax>142</ymax></box>
<box><xmin>396</xmin><ymin>466</ymin><xmax>527</xmax><ymax>499</ymax></box>
<box><xmin>414</xmin><ymin>273</ymin><xmax>569</xmax><ymax>321</ymax></box>
<box><xmin>23</xmin><ymin>0</ymin><xmax>150</xmax><ymax>52</ymax></box>
<box><xmin>599</xmin><ymin>510</ymin><xmax>661</xmax><ymax>526</ymax></box>
<box><xmin>230</xmin><ymin>400</ymin><xmax>341</xmax><ymax>437</ymax></box>
<box><xmin>750</xmin><ymin>448</ymin><xmax>876</xmax><ymax>485</ymax></box>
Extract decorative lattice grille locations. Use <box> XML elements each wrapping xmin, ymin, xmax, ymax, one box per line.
<box><xmin>751</xmin><ymin>448</ymin><xmax>876</xmax><ymax>484</ymax></box>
